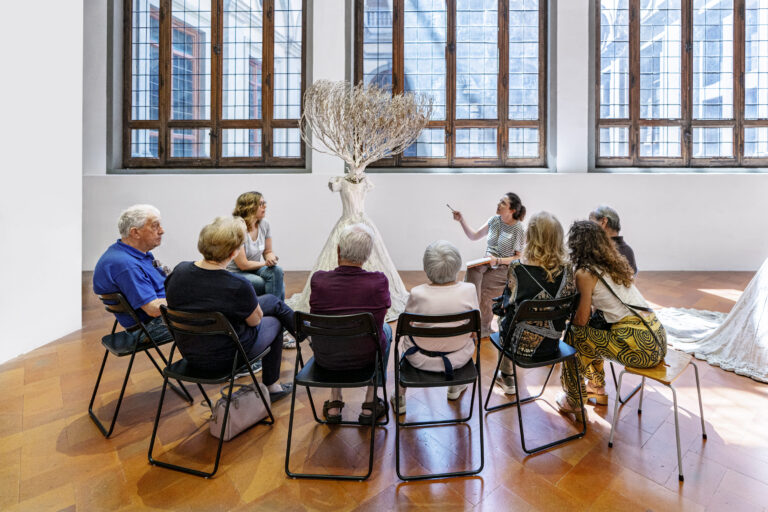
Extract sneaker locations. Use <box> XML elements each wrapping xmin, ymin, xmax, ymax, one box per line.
<box><xmin>447</xmin><ymin>384</ymin><xmax>469</xmax><ymax>401</ymax></box>
<box><xmin>233</xmin><ymin>360</ymin><xmax>262</xmax><ymax>380</ymax></box>
<box><xmin>390</xmin><ymin>393</ymin><xmax>406</xmax><ymax>415</ymax></box>
<box><xmin>269</xmin><ymin>383</ymin><xmax>293</xmax><ymax>403</ymax></box>
<box><xmin>495</xmin><ymin>372</ymin><xmax>516</xmax><ymax>395</ymax></box>
<box><xmin>282</xmin><ymin>331</ymin><xmax>297</xmax><ymax>349</ymax></box>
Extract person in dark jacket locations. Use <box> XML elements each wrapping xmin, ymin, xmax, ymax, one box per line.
<box><xmin>589</xmin><ymin>205</ymin><xmax>637</xmax><ymax>275</ymax></box>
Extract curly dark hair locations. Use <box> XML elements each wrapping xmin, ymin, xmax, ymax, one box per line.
<box><xmin>567</xmin><ymin>220</ymin><xmax>634</xmax><ymax>287</ymax></box>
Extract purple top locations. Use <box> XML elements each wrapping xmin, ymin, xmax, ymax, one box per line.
<box><xmin>309</xmin><ymin>266</ymin><xmax>390</xmax><ymax>369</ymax></box>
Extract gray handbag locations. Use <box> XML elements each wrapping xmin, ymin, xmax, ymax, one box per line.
<box><xmin>209</xmin><ymin>382</ymin><xmax>271</xmax><ymax>441</ymax></box>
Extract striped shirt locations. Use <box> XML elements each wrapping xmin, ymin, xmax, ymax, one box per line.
<box><xmin>485</xmin><ymin>215</ymin><xmax>524</xmax><ymax>258</ymax></box>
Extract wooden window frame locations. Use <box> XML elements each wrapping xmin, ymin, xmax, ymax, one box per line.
<box><xmin>123</xmin><ymin>0</ymin><xmax>307</xmax><ymax>169</ymax></box>
<box><xmin>354</xmin><ymin>0</ymin><xmax>548</xmax><ymax>168</ymax></box>
<box><xmin>596</xmin><ymin>0</ymin><xmax>768</xmax><ymax>168</ymax></box>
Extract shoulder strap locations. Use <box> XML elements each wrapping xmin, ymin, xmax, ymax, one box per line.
<box><xmin>594</xmin><ymin>272</ymin><xmax>660</xmax><ymax>345</ymax></box>
<box><xmin>517</xmin><ymin>264</ymin><xmax>553</xmax><ymax>298</ymax></box>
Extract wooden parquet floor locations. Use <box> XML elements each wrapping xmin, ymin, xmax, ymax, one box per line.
<box><xmin>1</xmin><ymin>271</ymin><xmax>767</xmax><ymax>511</ymax></box>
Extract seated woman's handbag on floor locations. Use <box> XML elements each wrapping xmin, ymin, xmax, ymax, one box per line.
<box><xmin>210</xmin><ymin>383</ymin><xmax>271</xmax><ymax>441</ymax></box>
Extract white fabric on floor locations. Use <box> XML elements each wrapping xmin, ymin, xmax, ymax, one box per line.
<box><xmin>656</xmin><ymin>257</ymin><xmax>768</xmax><ymax>384</ymax></box>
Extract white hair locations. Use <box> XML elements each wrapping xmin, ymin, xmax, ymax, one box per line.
<box><xmin>591</xmin><ymin>205</ymin><xmax>622</xmax><ymax>232</ymax></box>
<box><xmin>118</xmin><ymin>204</ymin><xmax>161</xmax><ymax>238</ymax></box>
<box><xmin>338</xmin><ymin>223</ymin><xmax>374</xmax><ymax>264</ymax></box>
<box><xmin>423</xmin><ymin>240</ymin><xmax>462</xmax><ymax>284</ymax></box>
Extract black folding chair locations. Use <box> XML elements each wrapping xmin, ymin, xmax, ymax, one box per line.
<box><xmin>284</xmin><ymin>312</ymin><xmax>389</xmax><ymax>481</ymax></box>
<box><xmin>89</xmin><ymin>292</ymin><xmax>193</xmax><ymax>438</ymax></box>
<box><xmin>148</xmin><ymin>306</ymin><xmax>274</xmax><ymax>478</ymax></box>
<box><xmin>484</xmin><ymin>294</ymin><xmax>587</xmax><ymax>454</ymax></box>
<box><xmin>394</xmin><ymin>310</ymin><xmax>484</xmax><ymax>480</ymax></box>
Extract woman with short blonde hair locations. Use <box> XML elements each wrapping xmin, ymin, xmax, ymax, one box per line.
<box><xmin>164</xmin><ymin>216</ymin><xmax>298</xmax><ymax>402</ymax></box>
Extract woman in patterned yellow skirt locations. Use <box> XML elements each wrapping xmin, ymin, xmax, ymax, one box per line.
<box><xmin>558</xmin><ymin>221</ymin><xmax>666</xmax><ymax>422</ymax></box>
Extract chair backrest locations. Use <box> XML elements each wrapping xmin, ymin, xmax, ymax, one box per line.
<box><xmin>502</xmin><ymin>294</ymin><xmax>580</xmax><ymax>357</ymax></box>
<box><xmin>160</xmin><ymin>306</ymin><xmax>238</xmax><ymax>339</ymax></box>
<box><xmin>395</xmin><ymin>310</ymin><xmax>481</xmax><ymax>339</ymax></box>
<box><xmin>98</xmin><ymin>292</ymin><xmax>143</xmax><ymax>327</ymax></box>
<box><xmin>294</xmin><ymin>311</ymin><xmax>381</xmax><ymax>366</ymax></box>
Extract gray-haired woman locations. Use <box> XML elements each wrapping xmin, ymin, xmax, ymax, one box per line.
<box><xmin>391</xmin><ymin>240</ymin><xmax>480</xmax><ymax>414</ymax></box>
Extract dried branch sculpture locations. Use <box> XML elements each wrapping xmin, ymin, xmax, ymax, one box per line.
<box><xmin>299</xmin><ymin>80</ymin><xmax>432</xmax><ymax>179</ymax></box>
<box><xmin>286</xmin><ymin>81</ymin><xmax>432</xmax><ymax>320</ymax></box>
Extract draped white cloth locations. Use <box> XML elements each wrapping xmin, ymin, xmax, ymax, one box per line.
<box><xmin>285</xmin><ymin>176</ymin><xmax>409</xmax><ymax>321</ymax></box>
<box><xmin>656</xmin><ymin>257</ymin><xmax>768</xmax><ymax>384</ymax></box>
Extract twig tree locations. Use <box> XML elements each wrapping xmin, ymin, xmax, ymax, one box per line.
<box><xmin>299</xmin><ymin>80</ymin><xmax>432</xmax><ymax>179</ymax></box>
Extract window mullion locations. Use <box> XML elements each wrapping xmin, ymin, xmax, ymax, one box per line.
<box><xmin>735</xmin><ymin>0</ymin><xmax>745</xmax><ymax>164</ymax></box>
<box><xmin>629</xmin><ymin>0</ymin><xmax>640</xmax><ymax>164</ymax></box>
<box><xmin>682</xmin><ymin>0</ymin><xmax>693</xmax><ymax>166</ymax></box>
<box><xmin>211</xmin><ymin>0</ymin><xmax>223</xmax><ymax>166</ymax></box>
<box><xmin>263</xmin><ymin>0</ymin><xmax>275</xmax><ymax>164</ymax></box>
<box><xmin>159</xmin><ymin>0</ymin><xmax>172</xmax><ymax>165</ymax></box>
<box><xmin>499</xmin><ymin>0</ymin><xmax>509</xmax><ymax>162</ymax></box>
<box><xmin>446</xmin><ymin>0</ymin><xmax>456</xmax><ymax>165</ymax></box>
<box><xmin>393</xmin><ymin>0</ymin><xmax>404</xmax><ymax>166</ymax></box>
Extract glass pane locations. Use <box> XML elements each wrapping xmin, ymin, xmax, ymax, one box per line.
<box><xmin>692</xmin><ymin>0</ymin><xmax>733</xmax><ymax>120</ymax></box>
<box><xmin>222</xmin><ymin>129</ymin><xmax>262</xmax><ymax>158</ymax></box>
<box><xmin>222</xmin><ymin>0</ymin><xmax>262</xmax><ymax>120</ymax></box>
<box><xmin>599</xmin><ymin>126</ymin><xmax>629</xmax><ymax>157</ymax></box>
<box><xmin>362</xmin><ymin>0</ymin><xmax>393</xmax><ymax>88</ymax></box>
<box><xmin>404</xmin><ymin>0</ymin><xmax>447</xmax><ymax>120</ymax></box>
<box><xmin>131</xmin><ymin>129</ymin><xmax>159</xmax><ymax>158</ymax></box>
<box><xmin>509</xmin><ymin>0</ymin><xmax>539</xmax><ymax>120</ymax></box>
<box><xmin>131</xmin><ymin>0</ymin><xmax>160</xmax><ymax>121</ymax></box>
<box><xmin>170</xmin><ymin>129</ymin><xmax>210</xmax><ymax>157</ymax></box>
<box><xmin>745</xmin><ymin>0</ymin><xmax>768</xmax><ymax>119</ymax></box>
<box><xmin>508</xmin><ymin>127</ymin><xmax>538</xmax><ymax>158</ymax></box>
<box><xmin>273</xmin><ymin>128</ymin><xmax>301</xmax><ymax>157</ymax></box>
<box><xmin>455</xmin><ymin>128</ymin><xmax>497</xmax><ymax>157</ymax></box>
<box><xmin>638</xmin><ymin>126</ymin><xmax>680</xmax><ymax>157</ymax></box>
<box><xmin>692</xmin><ymin>127</ymin><xmax>732</xmax><ymax>158</ymax></box>
<box><xmin>170</xmin><ymin>0</ymin><xmax>212</xmax><ymax>120</ymax></box>
<box><xmin>639</xmin><ymin>0</ymin><xmax>681</xmax><ymax>119</ymax></box>
<box><xmin>744</xmin><ymin>127</ymin><xmax>768</xmax><ymax>157</ymax></box>
<box><xmin>600</xmin><ymin>0</ymin><xmax>629</xmax><ymax>119</ymax></box>
<box><xmin>274</xmin><ymin>0</ymin><xmax>303</xmax><ymax>119</ymax></box>
<box><xmin>456</xmin><ymin>0</ymin><xmax>498</xmax><ymax>119</ymax></box>
<box><xmin>403</xmin><ymin>128</ymin><xmax>445</xmax><ymax>158</ymax></box>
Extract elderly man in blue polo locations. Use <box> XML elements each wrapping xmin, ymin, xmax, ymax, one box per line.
<box><xmin>93</xmin><ymin>204</ymin><xmax>172</xmax><ymax>343</ymax></box>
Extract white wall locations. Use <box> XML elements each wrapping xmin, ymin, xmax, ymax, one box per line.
<box><xmin>82</xmin><ymin>0</ymin><xmax>768</xmax><ymax>275</ymax></box>
<box><xmin>0</xmin><ymin>0</ymin><xmax>83</xmax><ymax>363</ymax></box>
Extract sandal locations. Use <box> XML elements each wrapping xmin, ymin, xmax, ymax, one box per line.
<box><xmin>358</xmin><ymin>397</ymin><xmax>388</xmax><ymax>424</ymax></box>
<box><xmin>586</xmin><ymin>383</ymin><xmax>608</xmax><ymax>406</ymax></box>
<box><xmin>322</xmin><ymin>400</ymin><xmax>345</xmax><ymax>423</ymax></box>
<box><xmin>556</xmin><ymin>393</ymin><xmax>587</xmax><ymax>424</ymax></box>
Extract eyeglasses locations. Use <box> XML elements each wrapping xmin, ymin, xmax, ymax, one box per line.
<box><xmin>258</xmin><ymin>201</ymin><xmax>267</xmax><ymax>207</ymax></box>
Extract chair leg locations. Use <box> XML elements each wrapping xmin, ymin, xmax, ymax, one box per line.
<box><xmin>284</xmin><ymin>373</ymin><xmax>301</xmax><ymax>478</ymax></box>
<box><xmin>608</xmin><ymin>370</ymin><xmax>626</xmax><ymax>448</ymax></box>
<box><xmin>145</xmin><ymin>351</ymin><xmax>193</xmax><ymax>403</ymax></box>
<box><xmin>89</xmin><ymin>350</ymin><xmax>136</xmax><ymax>438</ymax></box>
<box><xmin>691</xmin><ymin>362</ymin><xmax>707</xmax><ymax>439</ymax></box>
<box><xmin>637</xmin><ymin>377</ymin><xmax>647</xmax><ymax>414</ymax></box>
<box><xmin>610</xmin><ymin>361</ymin><xmax>642</xmax><ymax>404</ymax></box>
<box><xmin>148</xmin><ymin>377</ymin><xmax>233</xmax><ymax>478</ymax></box>
<box><xmin>670</xmin><ymin>384</ymin><xmax>684</xmax><ymax>482</ymax></box>
<box><xmin>198</xmin><ymin>384</ymin><xmax>212</xmax><ymax>409</ymax></box>
<box><xmin>484</xmin><ymin>352</ymin><xmax>513</xmax><ymax>412</ymax></box>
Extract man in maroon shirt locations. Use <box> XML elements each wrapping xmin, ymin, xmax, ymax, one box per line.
<box><xmin>310</xmin><ymin>223</ymin><xmax>391</xmax><ymax>423</ymax></box>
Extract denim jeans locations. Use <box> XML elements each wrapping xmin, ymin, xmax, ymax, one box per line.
<box><xmin>231</xmin><ymin>265</ymin><xmax>285</xmax><ymax>300</ymax></box>
<box><xmin>135</xmin><ymin>316</ymin><xmax>172</xmax><ymax>344</ymax></box>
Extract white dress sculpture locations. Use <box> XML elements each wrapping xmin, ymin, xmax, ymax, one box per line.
<box><xmin>657</xmin><ymin>257</ymin><xmax>768</xmax><ymax>383</ymax></box>
<box><xmin>286</xmin><ymin>81</ymin><xmax>432</xmax><ymax>320</ymax></box>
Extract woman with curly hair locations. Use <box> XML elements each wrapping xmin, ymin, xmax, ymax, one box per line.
<box><xmin>558</xmin><ymin>220</ymin><xmax>666</xmax><ymax>422</ymax></box>
<box><xmin>492</xmin><ymin>212</ymin><xmax>575</xmax><ymax>396</ymax></box>
<box><xmin>227</xmin><ymin>191</ymin><xmax>285</xmax><ymax>300</ymax></box>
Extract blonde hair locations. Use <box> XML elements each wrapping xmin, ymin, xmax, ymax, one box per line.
<box><xmin>197</xmin><ymin>216</ymin><xmax>246</xmax><ymax>263</ymax></box>
<box><xmin>523</xmin><ymin>211</ymin><xmax>567</xmax><ymax>282</ymax></box>
<box><xmin>232</xmin><ymin>191</ymin><xmax>263</xmax><ymax>230</ymax></box>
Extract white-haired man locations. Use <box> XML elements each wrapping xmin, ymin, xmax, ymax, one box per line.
<box><xmin>93</xmin><ymin>204</ymin><xmax>171</xmax><ymax>342</ymax></box>
<box><xmin>309</xmin><ymin>223</ymin><xmax>392</xmax><ymax>424</ymax></box>
<box><xmin>589</xmin><ymin>205</ymin><xmax>638</xmax><ymax>275</ymax></box>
